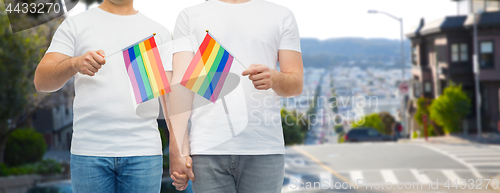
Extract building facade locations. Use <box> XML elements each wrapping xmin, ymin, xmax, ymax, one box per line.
<box><xmin>406</xmin><ymin>0</ymin><xmax>500</xmax><ymax>134</ymax></box>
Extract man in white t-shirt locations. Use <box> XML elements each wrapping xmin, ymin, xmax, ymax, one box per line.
<box><xmin>34</xmin><ymin>0</ymin><xmax>173</xmax><ymax>192</ymax></box>
<box><xmin>168</xmin><ymin>0</ymin><xmax>303</xmax><ymax>192</ymax></box>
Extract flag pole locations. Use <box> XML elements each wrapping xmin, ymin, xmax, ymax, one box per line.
<box><xmin>221</xmin><ymin>97</ymin><xmax>236</xmax><ymax>137</ymax></box>
<box><xmin>104</xmin><ymin>33</ymin><xmax>157</xmax><ymax>59</ymax></box>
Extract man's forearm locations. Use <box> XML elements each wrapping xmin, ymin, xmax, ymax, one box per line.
<box><xmin>168</xmin><ymin>85</ymin><xmax>193</xmax><ymax>157</ymax></box>
<box><xmin>168</xmin><ymin>127</ymin><xmax>182</xmax><ymax>157</ymax></box>
<box><xmin>168</xmin><ymin>51</ymin><xmax>195</xmax><ymax>158</ymax></box>
<box><xmin>271</xmin><ymin>70</ymin><xmax>303</xmax><ymax>97</ymax></box>
<box><xmin>34</xmin><ymin>55</ymin><xmax>77</xmax><ymax>92</ymax></box>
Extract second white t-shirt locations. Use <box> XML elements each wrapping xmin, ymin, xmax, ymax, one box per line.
<box><xmin>173</xmin><ymin>0</ymin><xmax>301</xmax><ymax>155</ymax></box>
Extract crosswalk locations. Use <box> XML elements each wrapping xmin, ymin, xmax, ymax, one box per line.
<box><xmin>422</xmin><ymin>143</ymin><xmax>500</xmax><ymax>178</ymax></box>
<box><xmin>283</xmin><ymin>169</ymin><xmax>482</xmax><ymax>192</ymax></box>
<box><xmin>285</xmin><ymin>169</ymin><xmax>472</xmax><ymax>185</ymax></box>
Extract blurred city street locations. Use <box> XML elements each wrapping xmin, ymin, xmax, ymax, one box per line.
<box><xmin>2</xmin><ymin>0</ymin><xmax>500</xmax><ymax>193</ymax></box>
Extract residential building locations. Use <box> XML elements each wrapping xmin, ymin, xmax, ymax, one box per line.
<box><xmin>406</xmin><ymin>0</ymin><xmax>500</xmax><ymax>134</ymax></box>
<box><xmin>33</xmin><ymin>104</ymin><xmax>73</xmax><ymax>151</ymax></box>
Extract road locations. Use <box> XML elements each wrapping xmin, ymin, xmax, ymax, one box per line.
<box><xmin>283</xmin><ymin>142</ymin><xmax>500</xmax><ymax>192</ymax></box>
<box><xmin>305</xmin><ymin>71</ymin><xmax>337</xmax><ymax>145</ymax></box>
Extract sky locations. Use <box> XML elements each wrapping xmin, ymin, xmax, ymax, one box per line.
<box><xmin>68</xmin><ymin>0</ymin><xmax>458</xmax><ymax>40</ymax></box>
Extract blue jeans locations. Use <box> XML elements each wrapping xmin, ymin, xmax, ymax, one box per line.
<box><xmin>191</xmin><ymin>155</ymin><xmax>285</xmax><ymax>193</ymax></box>
<box><xmin>70</xmin><ymin>154</ymin><xmax>163</xmax><ymax>193</ymax></box>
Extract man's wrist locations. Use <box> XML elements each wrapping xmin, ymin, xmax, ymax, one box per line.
<box><xmin>270</xmin><ymin>69</ymin><xmax>280</xmax><ymax>88</ymax></box>
<box><xmin>169</xmin><ymin>146</ymin><xmax>182</xmax><ymax>157</ymax></box>
<box><xmin>67</xmin><ymin>57</ymin><xmax>77</xmax><ymax>72</ymax></box>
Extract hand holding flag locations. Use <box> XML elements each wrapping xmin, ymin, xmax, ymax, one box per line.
<box><xmin>72</xmin><ymin>50</ymin><xmax>106</xmax><ymax>77</ymax></box>
<box><xmin>242</xmin><ymin>64</ymin><xmax>276</xmax><ymax>90</ymax></box>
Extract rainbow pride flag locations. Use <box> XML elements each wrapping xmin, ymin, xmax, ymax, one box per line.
<box><xmin>181</xmin><ymin>32</ymin><xmax>234</xmax><ymax>103</ymax></box>
<box><xmin>123</xmin><ymin>34</ymin><xmax>171</xmax><ymax>104</ymax></box>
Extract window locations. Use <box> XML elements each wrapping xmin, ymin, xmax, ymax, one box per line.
<box><xmin>460</xmin><ymin>44</ymin><xmax>468</xmax><ymax>61</ymax></box>
<box><xmin>452</xmin><ymin>44</ymin><xmax>459</xmax><ymax>62</ymax></box>
<box><xmin>367</xmin><ymin>129</ymin><xmax>379</xmax><ymax>136</ymax></box>
<box><xmin>480</xmin><ymin>41</ymin><xmax>494</xmax><ymax>68</ymax></box>
<box><xmin>451</xmin><ymin>43</ymin><xmax>468</xmax><ymax>62</ymax></box>
<box><xmin>435</xmin><ymin>45</ymin><xmax>447</xmax><ymax>63</ymax></box>
<box><xmin>424</xmin><ymin>82</ymin><xmax>432</xmax><ymax>93</ymax></box>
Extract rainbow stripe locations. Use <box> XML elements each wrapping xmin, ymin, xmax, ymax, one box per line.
<box><xmin>181</xmin><ymin>32</ymin><xmax>234</xmax><ymax>103</ymax></box>
<box><xmin>123</xmin><ymin>35</ymin><xmax>171</xmax><ymax>104</ymax></box>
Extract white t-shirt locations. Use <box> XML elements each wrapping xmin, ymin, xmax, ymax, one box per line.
<box><xmin>173</xmin><ymin>0</ymin><xmax>301</xmax><ymax>155</ymax></box>
<box><xmin>46</xmin><ymin>8</ymin><xmax>173</xmax><ymax>157</ymax></box>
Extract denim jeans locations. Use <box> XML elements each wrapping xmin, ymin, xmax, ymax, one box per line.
<box><xmin>70</xmin><ymin>154</ymin><xmax>163</xmax><ymax>193</ymax></box>
<box><xmin>191</xmin><ymin>155</ymin><xmax>285</xmax><ymax>193</ymax></box>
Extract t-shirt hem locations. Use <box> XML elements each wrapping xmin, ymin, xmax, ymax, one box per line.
<box><xmin>45</xmin><ymin>50</ymin><xmax>75</xmax><ymax>58</ymax></box>
<box><xmin>71</xmin><ymin>150</ymin><xmax>163</xmax><ymax>157</ymax></box>
<box><xmin>173</xmin><ymin>47</ymin><xmax>193</xmax><ymax>54</ymax></box>
<box><xmin>278</xmin><ymin>47</ymin><xmax>302</xmax><ymax>53</ymax></box>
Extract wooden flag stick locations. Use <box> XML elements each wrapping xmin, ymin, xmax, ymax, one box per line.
<box><xmin>221</xmin><ymin>97</ymin><xmax>236</xmax><ymax>137</ymax></box>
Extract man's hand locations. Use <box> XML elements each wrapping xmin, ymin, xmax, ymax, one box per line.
<box><xmin>169</xmin><ymin>155</ymin><xmax>194</xmax><ymax>191</ymax></box>
<box><xmin>34</xmin><ymin>50</ymin><xmax>107</xmax><ymax>92</ymax></box>
<box><xmin>71</xmin><ymin>50</ymin><xmax>106</xmax><ymax>76</ymax></box>
<box><xmin>242</xmin><ymin>64</ymin><xmax>277</xmax><ymax>90</ymax></box>
<box><xmin>240</xmin><ymin>51</ymin><xmax>303</xmax><ymax>97</ymax></box>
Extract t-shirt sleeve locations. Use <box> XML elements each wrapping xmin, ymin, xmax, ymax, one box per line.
<box><xmin>279</xmin><ymin>8</ymin><xmax>301</xmax><ymax>53</ymax></box>
<box><xmin>158</xmin><ymin>29</ymin><xmax>173</xmax><ymax>72</ymax></box>
<box><xmin>46</xmin><ymin>19</ymin><xmax>76</xmax><ymax>57</ymax></box>
<box><xmin>173</xmin><ymin>9</ymin><xmax>194</xmax><ymax>53</ymax></box>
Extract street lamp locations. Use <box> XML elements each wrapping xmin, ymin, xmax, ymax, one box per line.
<box><xmin>368</xmin><ymin>10</ymin><xmax>405</xmax><ymax>81</ymax></box>
<box><xmin>369</xmin><ymin>10</ymin><xmax>407</xmax><ymax>136</ymax></box>
<box><xmin>472</xmin><ymin>8</ymin><xmax>482</xmax><ymax>139</ymax></box>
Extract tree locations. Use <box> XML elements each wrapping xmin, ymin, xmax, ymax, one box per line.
<box><xmin>289</xmin><ymin>109</ymin><xmax>309</xmax><ymax>134</ymax></box>
<box><xmin>378</xmin><ymin>112</ymin><xmax>395</xmax><ymax>135</ymax></box>
<box><xmin>281</xmin><ymin>109</ymin><xmax>305</xmax><ymax>145</ymax></box>
<box><xmin>330</xmin><ymin>88</ymin><xmax>338</xmax><ymax>113</ymax></box>
<box><xmin>414</xmin><ymin>97</ymin><xmax>438</xmax><ymax>136</ymax></box>
<box><xmin>429</xmin><ymin>83</ymin><xmax>471</xmax><ymax>134</ymax></box>
<box><xmin>0</xmin><ymin>13</ymin><xmax>44</xmax><ymax>163</ymax></box>
<box><xmin>352</xmin><ymin>113</ymin><xmax>385</xmax><ymax>134</ymax></box>
<box><xmin>0</xmin><ymin>6</ymin><xmax>65</xmax><ymax>163</ymax></box>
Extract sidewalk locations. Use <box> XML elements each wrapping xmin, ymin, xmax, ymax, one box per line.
<box><xmin>399</xmin><ymin>132</ymin><xmax>500</xmax><ymax>145</ymax></box>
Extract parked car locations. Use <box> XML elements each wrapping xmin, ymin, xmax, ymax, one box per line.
<box><xmin>344</xmin><ymin>128</ymin><xmax>395</xmax><ymax>142</ymax></box>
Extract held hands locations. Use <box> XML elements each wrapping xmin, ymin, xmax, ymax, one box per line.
<box><xmin>242</xmin><ymin>64</ymin><xmax>276</xmax><ymax>90</ymax></box>
<box><xmin>170</xmin><ymin>155</ymin><xmax>194</xmax><ymax>191</ymax></box>
<box><xmin>71</xmin><ymin>50</ymin><xmax>106</xmax><ymax>76</ymax></box>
